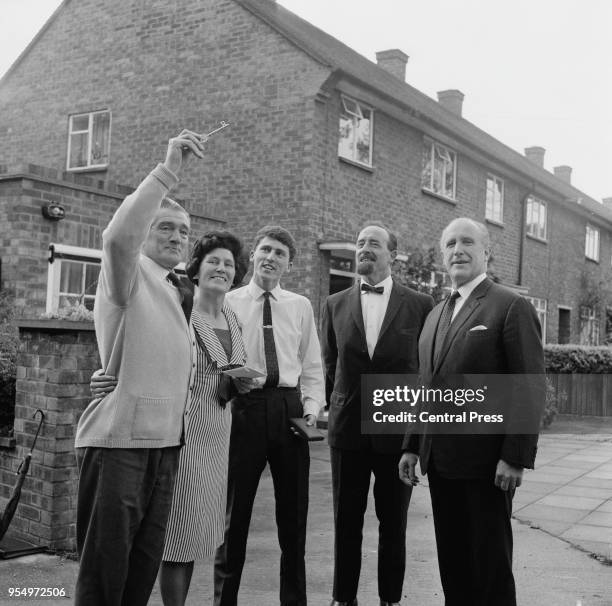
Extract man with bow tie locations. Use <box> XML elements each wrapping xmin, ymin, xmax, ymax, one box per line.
<box><xmin>399</xmin><ymin>217</ymin><xmax>545</xmax><ymax>606</ymax></box>
<box><xmin>321</xmin><ymin>222</ymin><xmax>433</xmax><ymax>606</ymax></box>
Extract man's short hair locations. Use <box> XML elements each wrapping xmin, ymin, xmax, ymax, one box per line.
<box><xmin>439</xmin><ymin>218</ymin><xmax>490</xmax><ymax>251</ymax></box>
<box><xmin>252</xmin><ymin>225</ymin><xmax>297</xmax><ymax>262</ymax></box>
<box><xmin>357</xmin><ymin>221</ymin><xmax>398</xmax><ymax>252</ymax></box>
<box><xmin>185</xmin><ymin>230</ymin><xmax>248</xmax><ymax>287</ymax></box>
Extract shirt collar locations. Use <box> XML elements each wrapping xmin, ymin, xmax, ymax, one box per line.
<box><xmin>247</xmin><ymin>278</ymin><xmax>282</xmax><ymax>301</ymax></box>
<box><xmin>456</xmin><ymin>273</ymin><xmax>487</xmax><ymax>300</ymax></box>
<box><xmin>141</xmin><ymin>253</ymin><xmax>176</xmax><ymax>281</ymax></box>
<box><xmin>360</xmin><ymin>274</ymin><xmax>393</xmax><ymax>294</ymax></box>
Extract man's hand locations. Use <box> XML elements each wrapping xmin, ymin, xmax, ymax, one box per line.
<box><xmin>494</xmin><ymin>459</ymin><xmax>524</xmax><ymax>491</ymax></box>
<box><xmin>233</xmin><ymin>377</ymin><xmax>256</xmax><ymax>394</ymax></box>
<box><xmin>398</xmin><ymin>452</ymin><xmax>420</xmax><ymax>487</ymax></box>
<box><xmin>90</xmin><ymin>369</ymin><xmax>118</xmax><ymax>398</ymax></box>
<box><xmin>164</xmin><ymin>129</ymin><xmax>207</xmax><ymax>176</ymax></box>
<box><xmin>304</xmin><ymin>414</ymin><xmax>316</xmax><ymax>426</ymax></box>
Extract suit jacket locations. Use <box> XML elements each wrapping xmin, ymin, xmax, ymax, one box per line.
<box><xmin>403</xmin><ymin>278</ymin><xmax>546</xmax><ymax>478</ymax></box>
<box><xmin>322</xmin><ymin>280</ymin><xmax>433</xmax><ymax>453</ymax></box>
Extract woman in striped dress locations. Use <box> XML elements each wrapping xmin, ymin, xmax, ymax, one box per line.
<box><xmin>159</xmin><ymin>231</ymin><xmax>248</xmax><ymax>606</ymax></box>
<box><xmin>90</xmin><ymin>230</ymin><xmax>247</xmax><ymax>605</ymax></box>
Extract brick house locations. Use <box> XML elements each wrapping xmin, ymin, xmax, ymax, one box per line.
<box><xmin>1</xmin><ymin>0</ymin><xmax>611</xmax><ymax>345</ymax></box>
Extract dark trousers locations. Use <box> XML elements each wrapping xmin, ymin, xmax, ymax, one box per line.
<box><xmin>214</xmin><ymin>387</ymin><xmax>309</xmax><ymax>606</ymax></box>
<box><xmin>75</xmin><ymin>446</ymin><xmax>180</xmax><ymax>606</ymax></box>
<box><xmin>330</xmin><ymin>447</ymin><xmax>412</xmax><ymax>603</ymax></box>
<box><xmin>428</xmin><ymin>466</ymin><xmax>516</xmax><ymax>606</ymax></box>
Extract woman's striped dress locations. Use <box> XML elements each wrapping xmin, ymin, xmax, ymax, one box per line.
<box><xmin>163</xmin><ymin>307</ymin><xmax>245</xmax><ymax>562</ymax></box>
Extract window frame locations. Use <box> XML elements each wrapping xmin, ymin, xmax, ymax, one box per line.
<box><xmin>338</xmin><ymin>95</ymin><xmax>374</xmax><ymax>168</ymax></box>
<box><xmin>525</xmin><ymin>196</ymin><xmax>547</xmax><ymax>241</ymax></box>
<box><xmin>579</xmin><ymin>305</ymin><xmax>600</xmax><ymax>346</ymax></box>
<box><xmin>421</xmin><ymin>138</ymin><xmax>457</xmax><ymax>201</ymax></box>
<box><xmin>485</xmin><ymin>174</ymin><xmax>504</xmax><ymax>223</ymax></box>
<box><xmin>585</xmin><ymin>224</ymin><xmax>600</xmax><ymax>262</ymax></box>
<box><xmin>66</xmin><ymin>109</ymin><xmax>112</xmax><ymax>172</ymax></box>
<box><xmin>524</xmin><ymin>296</ymin><xmax>547</xmax><ymax>343</ymax></box>
<box><xmin>46</xmin><ymin>244</ymin><xmax>102</xmax><ymax>314</ymax></box>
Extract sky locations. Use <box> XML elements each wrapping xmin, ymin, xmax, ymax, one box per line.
<box><xmin>1</xmin><ymin>0</ymin><xmax>610</xmax><ymax>202</ymax></box>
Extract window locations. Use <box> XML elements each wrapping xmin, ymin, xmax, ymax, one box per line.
<box><xmin>525</xmin><ymin>196</ymin><xmax>547</xmax><ymax>240</ymax></box>
<box><xmin>338</xmin><ymin>96</ymin><xmax>373</xmax><ymax>167</ymax></box>
<box><xmin>485</xmin><ymin>174</ymin><xmax>504</xmax><ymax>223</ymax></box>
<box><xmin>422</xmin><ymin>139</ymin><xmax>456</xmax><ymax>199</ymax></box>
<box><xmin>579</xmin><ymin>306</ymin><xmax>600</xmax><ymax>345</ymax></box>
<box><xmin>525</xmin><ymin>296</ymin><xmax>547</xmax><ymax>342</ymax></box>
<box><xmin>67</xmin><ymin>109</ymin><xmax>111</xmax><ymax>170</ymax></box>
<box><xmin>585</xmin><ymin>224</ymin><xmax>600</xmax><ymax>261</ymax></box>
<box><xmin>46</xmin><ymin>244</ymin><xmax>102</xmax><ymax>314</ymax></box>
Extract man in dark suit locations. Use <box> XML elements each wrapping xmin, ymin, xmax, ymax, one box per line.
<box><xmin>399</xmin><ymin>217</ymin><xmax>545</xmax><ymax>606</ymax></box>
<box><xmin>322</xmin><ymin>222</ymin><xmax>434</xmax><ymax>606</ymax></box>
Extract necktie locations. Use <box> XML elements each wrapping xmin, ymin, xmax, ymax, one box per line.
<box><xmin>361</xmin><ymin>283</ymin><xmax>384</xmax><ymax>294</ymax></box>
<box><xmin>262</xmin><ymin>291</ymin><xmax>279</xmax><ymax>388</ymax></box>
<box><xmin>166</xmin><ymin>272</ymin><xmax>193</xmax><ymax>322</ymax></box>
<box><xmin>433</xmin><ymin>291</ymin><xmax>460</xmax><ymax>364</ymax></box>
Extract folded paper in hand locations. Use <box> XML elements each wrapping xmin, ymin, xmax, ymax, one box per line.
<box><xmin>220</xmin><ymin>364</ymin><xmax>266</xmax><ymax>379</ymax></box>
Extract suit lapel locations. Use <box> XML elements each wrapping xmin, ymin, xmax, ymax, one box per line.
<box><xmin>424</xmin><ymin>302</ymin><xmax>445</xmax><ymax>371</ymax></box>
<box><xmin>434</xmin><ymin>279</ymin><xmax>492</xmax><ymax>373</ymax></box>
<box><xmin>376</xmin><ymin>281</ymin><xmax>402</xmax><ymax>349</ymax></box>
<box><xmin>349</xmin><ymin>283</ymin><xmax>367</xmax><ymax>345</ymax></box>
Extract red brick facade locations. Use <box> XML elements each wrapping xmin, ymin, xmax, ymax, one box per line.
<box><xmin>0</xmin><ymin>0</ymin><xmax>611</xmax><ymax>342</ymax></box>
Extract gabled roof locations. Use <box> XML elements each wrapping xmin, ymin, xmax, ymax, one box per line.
<box><xmin>236</xmin><ymin>0</ymin><xmax>612</xmax><ymax>225</ymax></box>
<box><xmin>4</xmin><ymin>0</ymin><xmax>609</xmax><ymax>225</ymax></box>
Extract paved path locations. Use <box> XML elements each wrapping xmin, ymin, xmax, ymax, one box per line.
<box><xmin>1</xmin><ymin>420</ymin><xmax>611</xmax><ymax>605</ymax></box>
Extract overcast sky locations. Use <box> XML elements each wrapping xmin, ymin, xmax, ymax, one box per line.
<box><xmin>2</xmin><ymin>0</ymin><xmax>610</xmax><ymax>202</ymax></box>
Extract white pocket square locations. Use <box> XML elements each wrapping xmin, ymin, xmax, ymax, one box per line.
<box><xmin>469</xmin><ymin>325</ymin><xmax>488</xmax><ymax>331</ymax></box>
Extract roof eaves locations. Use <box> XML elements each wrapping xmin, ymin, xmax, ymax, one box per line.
<box><xmin>232</xmin><ymin>0</ymin><xmax>335</xmax><ymax>70</ymax></box>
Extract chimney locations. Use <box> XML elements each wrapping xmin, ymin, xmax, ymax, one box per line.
<box><xmin>524</xmin><ymin>146</ymin><xmax>545</xmax><ymax>168</ymax></box>
<box><xmin>553</xmin><ymin>165</ymin><xmax>572</xmax><ymax>184</ymax></box>
<box><xmin>437</xmin><ymin>90</ymin><xmax>465</xmax><ymax>117</ymax></box>
<box><xmin>603</xmin><ymin>197</ymin><xmax>612</xmax><ymax>211</ymax></box>
<box><xmin>375</xmin><ymin>49</ymin><xmax>408</xmax><ymax>81</ymax></box>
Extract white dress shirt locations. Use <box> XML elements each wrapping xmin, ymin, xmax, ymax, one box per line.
<box><xmin>360</xmin><ymin>275</ymin><xmax>393</xmax><ymax>358</ymax></box>
<box><xmin>226</xmin><ymin>280</ymin><xmax>325</xmax><ymax>417</ymax></box>
<box><xmin>451</xmin><ymin>273</ymin><xmax>487</xmax><ymax>321</ymax></box>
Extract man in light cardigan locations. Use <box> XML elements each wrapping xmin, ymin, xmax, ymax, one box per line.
<box><xmin>74</xmin><ymin>129</ymin><xmax>205</xmax><ymax>606</ymax></box>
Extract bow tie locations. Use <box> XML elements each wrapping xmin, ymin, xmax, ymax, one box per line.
<box><xmin>361</xmin><ymin>283</ymin><xmax>384</xmax><ymax>294</ymax></box>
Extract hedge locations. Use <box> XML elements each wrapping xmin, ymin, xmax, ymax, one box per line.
<box><xmin>545</xmin><ymin>345</ymin><xmax>612</xmax><ymax>374</ymax></box>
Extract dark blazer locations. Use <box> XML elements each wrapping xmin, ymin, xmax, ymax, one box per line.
<box><xmin>322</xmin><ymin>280</ymin><xmax>433</xmax><ymax>453</ymax></box>
<box><xmin>403</xmin><ymin>278</ymin><xmax>546</xmax><ymax>478</ymax></box>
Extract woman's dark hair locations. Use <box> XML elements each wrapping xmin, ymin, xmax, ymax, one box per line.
<box><xmin>185</xmin><ymin>230</ymin><xmax>247</xmax><ymax>287</ymax></box>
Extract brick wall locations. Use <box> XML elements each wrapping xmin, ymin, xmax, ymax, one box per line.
<box><xmin>0</xmin><ymin>165</ymin><xmax>226</xmax><ymax>318</ymax></box>
<box><xmin>0</xmin><ymin>321</ymin><xmax>99</xmax><ymax>550</ymax></box>
<box><xmin>0</xmin><ymin>0</ymin><xmax>611</xmax><ymax>339</ymax></box>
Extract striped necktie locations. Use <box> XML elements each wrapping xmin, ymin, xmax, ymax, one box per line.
<box><xmin>166</xmin><ymin>272</ymin><xmax>193</xmax><ymax>322</ymax></box>
<box><xmin>433</xmin><ymin>290</ymin><xmax>460</xmax><ymax>364</ymax></box>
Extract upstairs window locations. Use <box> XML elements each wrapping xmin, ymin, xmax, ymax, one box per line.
<box><xmin>338</xmin><ymin>96</ymin><xmax>373</xmax><ymax>167</ymax></box>
<box><xmin>67</xmin><ymin>109</ymin><xmax>111</xmax><ymax>171</ymax></box>
<box><xmin>585</xmin><ymin>224</ymin><xmax>600</xmax><ymax>261</ymax></box>
<box><xmin>422</xmin><ymin>139</ymin><xmax>456</xmax><ymax>200</ymax></box>
<box><xmin>485</xmin><ymin>174</ymin><xmax>504</xmax><ymax>223</ymax></box>
<box><xmin>525</xmin><ymin>196</ymin><xmax>547</xmax><ymax>240</ymax></box>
